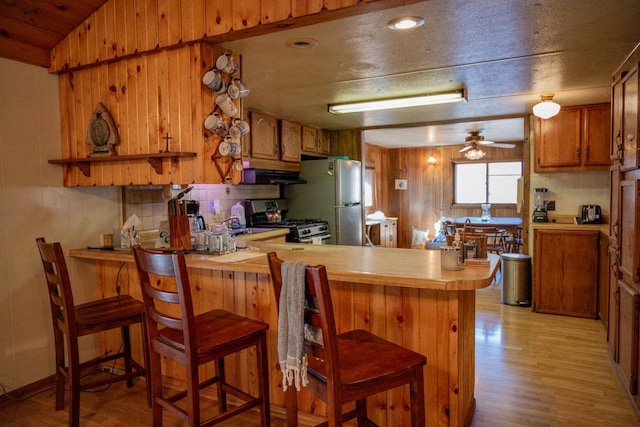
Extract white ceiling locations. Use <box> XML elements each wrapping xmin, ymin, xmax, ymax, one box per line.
<box><xmin>222</xmin><ymin>0</ymin><xmax>640</xmax><ymax>148</ymax></box>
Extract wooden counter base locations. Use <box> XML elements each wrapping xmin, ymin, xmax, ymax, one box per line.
<box><xmin>70</xmin><ymin>244</ymin><xmax>499</xmax><ymax>426</ymax></box>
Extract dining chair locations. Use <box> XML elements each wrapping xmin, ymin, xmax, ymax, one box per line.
<box><xmin>35</xmin><ymin>237</ymin><xmax>150</xmax><ymax>427</ymax></box>
<box><xmin>267</xmin><ymin>252</ymin><xmax>427</xmax><ymax>427</ymax></box>
<box><xmin>132</xmin><ymin>246</ymin><xmax>270</xmax><ymax>426</ymax></box>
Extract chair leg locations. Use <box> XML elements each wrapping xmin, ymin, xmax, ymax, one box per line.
<box><xmin>284</xmin><ymin>387</ymin><xmax>298</xmax><ymax>427</ymax></box>
<box><xmin>410</xmin><ymin>368</ymin><xmax>426</xmax><ymax>427</ymax></box>
<box><xmin>68</xmin><ymin>344</ymin><xmax>81</xmax><ymax>427</ymax></box>
<box><xmin>140</xmin><ymin>317</ymin><xmax>152</xmax><ymax>408</ymax></box>
<box><xmin>54</xmin><ymin>328</ymin><xmax>65</xmax><ymax>411</ymax></box>
<box><xmin>216</xmin><ymin>357</ymin><xmax>227</xmax><ymax>413</ymax></box>
<box><xmin>149</xmin><ymin>351</ymin><xmax>164</xmax><ymax>426</ymax></box>
<box><xmin>187</xmin><ymin>363</ymin><xmax>201</xmax><ymax>427</ymax></box>
<box><xmin>121</xmin><ymin>325</ymin><xmax>134</xmax><ymax>388</ymax></box>
<box><xmin>256</xmin><ymin>333</ymin><xmax>271</xmax><ymax>426</ymax></box>
<box><xmin>355</xmin><ymin>398</ymin><xmax>368</xmax><ymax>425</ymax></box>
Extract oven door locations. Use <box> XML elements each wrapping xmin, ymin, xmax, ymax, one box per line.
<box><xmin>298</xmin><ymin>234</ymin><xmax>331</xmax><ymax>244</ymax></box>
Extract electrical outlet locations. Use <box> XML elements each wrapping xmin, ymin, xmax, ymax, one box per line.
<box><xmin>545</xmin><ymin>200</ymin><xmax>555</xmax><ymax>211</ymax></box>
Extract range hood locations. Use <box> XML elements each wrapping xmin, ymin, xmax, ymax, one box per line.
<box><xmin>242</xmin><ymin>169</ymin><xmax>307</xmax><ymax>185</ymax></box>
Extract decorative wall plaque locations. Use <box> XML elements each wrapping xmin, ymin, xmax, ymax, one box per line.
<box><xmin>87</xmin><ymin>103</ymin><xmax>119</xmax><ymax>156</ymax></box>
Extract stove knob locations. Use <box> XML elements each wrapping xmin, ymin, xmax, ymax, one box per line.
<box><xmin>321</xmin><ymin>225</ymin><xmax>328</xmax><ymax>231</ymax></box>
<box><xmin>302</xmin><ymin>229</ymin><xmax>310</xmax><ymax>235</ymax></box>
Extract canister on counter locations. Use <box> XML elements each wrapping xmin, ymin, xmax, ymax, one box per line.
<box><xmin>440</xmin><ymin>246</ymin><xmax>460</xmax><ymax>270</ymax></box>
<box><xmin>463</xmin><ymin>241</ymin><xmax>477</xmax><ymax>261</ymax></box>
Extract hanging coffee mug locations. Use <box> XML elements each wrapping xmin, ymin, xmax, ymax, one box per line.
<box><xmin>228</xmin><ymin>78</ymin><xmax>250</xmax><ymax>99</ymax></box>
<box><xmin>204</xmin><ymin>112</ymin><xmax>228</xmax><ymax>135</ymax></box>
<box><xmin>229</xmin><ymin>118</ymin><xmax>250</xmax><ymax>139</ymax></box>
<box><xmin>215</xmin><ymin>94</ymin><xmax>238</xmax><ymax>117</ymax></box>
<box><xmin>218</xmin><ymin>136</ymin><xmax>242</xmax><ymax>157</ymax></box>
<box><xmin>202</xmin><ymin>69</ymin><xmax>226</xmax><ymax>94</ymax></box>
<box><xmin>216</xmin><ymin>52</ymin><xmax>239</xmax><ymax>75</ymax></box>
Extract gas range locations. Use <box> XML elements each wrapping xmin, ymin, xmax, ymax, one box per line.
<box><xmin>244</xmin><ymin>199</ymin><xmax>331</xmax><ymax>244</ymax></box>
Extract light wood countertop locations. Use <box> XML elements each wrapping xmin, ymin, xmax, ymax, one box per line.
<box><xmin>70</xmin><ymin>242</ymin><xmax>499</xmax><ymax>291</ymax></box>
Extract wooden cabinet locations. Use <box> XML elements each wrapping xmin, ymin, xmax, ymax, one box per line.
<box><xmin>302</xmin><ymin>125</ymin><xmax>331</xmax><ymax>157</ymax></box>
<box><xmin>619</xmin><ymin>180</ymin><xmax>640</xmax><ymax>284</ymax></box>
<box><xmin>617</xmin><ymin>280</ymin><xmax>639</xmax><ymax>394</ymax></box>
<box><xmin>599</xmin><ymin>232</ymin><xmax>611</xmax><ymax>325</ymax></box>
<box><xmin>280</xmin><ymin>120</ymin><xmax>302</xmax><ymax>163</ymax></box>
<box><xmin>249</xmin><ymin>111</ymin><xmax>279</xmax><ymax>161</ymax></box>
<box><xmin>621</xmin><ymin>66</ymin><xmax>639</xmax><ymax>171</ymax></box>
<box><xmin>369</xmin><ymin>218</ymin><xmax>397</xmax><ymax>248</ymax></box>
<box><xmin>533</xmin><ymin>229</ymin><xmax>599</xmax><ymax>318</ymax></box>
<box><xmin>534</xmin><ymin>103</ymin><xmax>611</xmax><ymax>172</ymax></box>
<box><xmin>243</xmin><ymin>111</ymin><xmax>301</xmax><ymax>172</ymax></box>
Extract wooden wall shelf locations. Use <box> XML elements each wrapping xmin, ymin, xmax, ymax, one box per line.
<box><xmin>48</xmin><ymin>152</ymin><xmax>197</xmax><ymax>177</ymax></box>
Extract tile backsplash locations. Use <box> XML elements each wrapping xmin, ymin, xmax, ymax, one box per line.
<box><xmin>124</xmin><ymin>184</ymin><xmax>279</xmax><ymax>230</ymax></box>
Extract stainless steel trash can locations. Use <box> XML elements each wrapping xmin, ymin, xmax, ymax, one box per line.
<box><xmin>501</xmin><ymin>253</ymin><xmax>531</xmax><ymax>306</ymax></box>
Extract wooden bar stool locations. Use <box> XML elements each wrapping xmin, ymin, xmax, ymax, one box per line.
<box><xmin>267</xmin><ymin>252</ymin><xmax>427</xmax><ymax>427</ymax></box>
<box><xmin>35</xmin><ymin>237</ymin><xmax>150</xmax><ymax>427</ymax></box>
<box><xmin>132</xmin><ymin>246</ymin><xmax>270</xmax><ymax>426</ymax></box>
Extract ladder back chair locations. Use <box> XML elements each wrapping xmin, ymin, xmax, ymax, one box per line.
<box><xmin>267</xmin><ymin>252</ymin><xmax>427</xmax><ymax>427</ymax></box>
<box><xmin>132</xmin><ymin>246</ymin><xmax>270</xmax><ymax>426</ymax></box>
<box><xmin>35</xmin><ymin>237</ymin><xmax>150</xmax><ymax>427</ymax></box>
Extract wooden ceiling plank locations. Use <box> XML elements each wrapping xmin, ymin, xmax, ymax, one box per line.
<box><xmin>0</xmin><ymin>34</ymin><xmax>50</xmax><ymax>67</ymax></box>
<box><xmin>0</xmin><ymin>15</ymin><xmax>61</xmax><ymax>49</ymax></box>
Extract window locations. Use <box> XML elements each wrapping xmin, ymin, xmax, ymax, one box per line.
<box><xmin>364</xmin><ymin>161</ymin><xmax>377</xmax><ymax>209</ymax></box>
<box><xmin>454</xmin><ymin>161</ymin><xmax>522</xmax><ymax>204</ymax></box>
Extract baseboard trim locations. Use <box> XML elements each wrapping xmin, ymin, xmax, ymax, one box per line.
<box><xmin>0</xmin><ymin>375</ymin><xmax>56</xmax><ymax>409</ymax></box>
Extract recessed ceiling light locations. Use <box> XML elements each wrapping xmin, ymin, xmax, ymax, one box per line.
<box><xmin>285</xmin><ymin>38</ymin><xmax>319</xmax><ymax>49</ymax></box>
<box><xmin>387</xmin><ymin>16</ymin><xmax>425</xmax><ymax>30</ymax></box>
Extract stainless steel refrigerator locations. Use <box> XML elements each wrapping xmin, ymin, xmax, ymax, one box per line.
<box><xmin>285</xmin><ymin>159</ymin><xmax>363</xmax><ymax>245</ymax></box>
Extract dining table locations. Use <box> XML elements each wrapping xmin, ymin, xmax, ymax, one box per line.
<box><xmin>453</xmin><ymin>216</ymin><xmax>523</xmax><ymax>229</ymax></box>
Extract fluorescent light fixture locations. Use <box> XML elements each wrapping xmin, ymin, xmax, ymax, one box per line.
<box><xmin>533</xmin><ymin>94</ymin><xmax>561</xmax><ymax>119</ymax></box>
<box><xmin>328</xmin><ymin>90</ymin><xmax>466</xmax><ymax>115</ymax></box>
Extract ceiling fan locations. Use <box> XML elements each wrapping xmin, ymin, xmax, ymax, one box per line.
<box><xmin>459</xmin><ymin>131</ymin><xmax>516</xmax><ymax>153</ymax></box>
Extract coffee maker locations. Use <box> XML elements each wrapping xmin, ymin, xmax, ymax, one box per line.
<box><xmin>532</xmin><ymin>188</ymin><xmax>549</xmax><ymax>222</ymax></box>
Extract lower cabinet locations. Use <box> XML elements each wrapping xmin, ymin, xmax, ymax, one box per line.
<box><xmin>617</xmin><ymin>280</ymin><xmax>639</xmax><ymax>394</ymax></box>
<box><xmin>369</xmin><ymin>218</ymin><xmax>397</xmax><ymax>248</ymax></box>
<box><xmin>533</xmin><ymin>229</ymin><xmax>599</xmax><ymax>318</ymax></box>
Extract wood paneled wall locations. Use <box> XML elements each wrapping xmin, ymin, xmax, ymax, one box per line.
<box><xmin>58</xmin><ymin>42</ymin><xmax>242</xmax><ymax>186</ymax></box>
<box><xmin>366</xmin><ymin>142</ymin><xmax>525</xmax><ymax>248</ymax></box>
<box><xmin>49</xmin><ymin>0</ymin><xmax>404</xmax><ymax>73</ymax></box>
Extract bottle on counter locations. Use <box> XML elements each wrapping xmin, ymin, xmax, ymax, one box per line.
<box><xmin>230</xmin><ymin>202</ymin><xmax>246</xmax><ymax>229</ymax></box>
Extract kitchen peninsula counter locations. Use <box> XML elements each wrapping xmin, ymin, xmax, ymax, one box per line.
<box><xmin>70</xmin><ymin>244</ymin><xmax>500</xmax><ymax>426</ymax></box>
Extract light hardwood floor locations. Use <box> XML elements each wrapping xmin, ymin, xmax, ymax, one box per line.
<box><xmin>1</xmin><ymin>283</ymin><xmax>638</xmax><ymax>426</ymax></box>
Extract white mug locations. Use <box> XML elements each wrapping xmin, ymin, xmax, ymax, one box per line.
<box><xmin>215</xmin><ymin>94</ymin><xmax>238</xmax><ymax>117</ymax></box>
<box><xmin>202</xmin><ymin>69</ymin><xmax>226</xmax><ymax>94</ymax></box>
<box><xmin>229</xmin><ymin>118</ymin><xmax>250</xmax><ymax>139</ymax></box>
<box><xmin>228</xmin><ymin>78</ymin><xmax>250</xmax><ymax>99</ymax></box>
<box><xmin>216</xmin><ymin>52</ymin><xmax>239</xmax><ymax>75</ymax></box>
<box><xmin>204</xmin><ymin>112</ymin><xmax>228</xmax><ymax>135</ymax></box>
<box><xmin>219</xmin><ymin>136</ymin><xmax>242</xmax><ymax>157</ymax></box>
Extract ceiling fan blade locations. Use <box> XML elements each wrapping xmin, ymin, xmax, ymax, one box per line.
<box><xmin>478</xmin><ymin>140</ymin><xmax>495</xmax><ymax>145</ymax></box>
<box><xmin>459</xmin><ymin>145</ymin><xmax>473</xmax><ymax>152</ymax></box>
<box><xmin>491</xmin><ymin>143</ymin><xmax>516</xmax><ymax>149</ymax></box>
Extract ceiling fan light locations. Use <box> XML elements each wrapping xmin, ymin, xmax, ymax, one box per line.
<box><xmin>464</xmin><ymin>148</ymin><xmax>485</xmax><ymax>160</ymax></box>
<box><xmin>533</xmin><ymin>95</ymin><xmax>561</xmax><ymax>119</ymax></box>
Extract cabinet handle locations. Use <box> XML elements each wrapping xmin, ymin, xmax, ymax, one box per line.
<box><xmin>616</xmin><ymin>130</ymin><xmax>623</xmax><ymax>159</ymax></box>
<box><xmin>628</xmin><ymin>133</ymin><xmax>635</xmax><ymax>142</ymax></box>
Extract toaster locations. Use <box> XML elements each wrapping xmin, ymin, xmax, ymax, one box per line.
<box><xmin>580</xmin><ymin>205</ymin><xmax>602</xmax><ymax>224</ymax></box>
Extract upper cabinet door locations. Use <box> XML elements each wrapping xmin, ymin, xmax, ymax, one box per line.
<box><xmin>534</xmin><ymin>103</ymin><xmax>612</xmax><ymax>172</ymax></box>
<box><xmin>535</xmin><ymin>107</ymin><xmax>582</xmax><ymax>169</ymax></box>
<box><xmin>583</xmin><ymin>104</ymin><xmax>612</xmax><ymax>167</ymax></box>
<box><xmin>621</xmin><ymin>66</ymin><xmax>639</xmax><ymax>171</ymax></box>
<box><xmin>249</xmin><ymin>111</ymin><xmax>279</xmax><ymax>160</ymax></box>
<box><xmin>280</xmin><ymin>119</ymin><xmax>302</xmax><ymax>163</ymax></box>
<box><xmin>619</xmin><ymin>180</ymin><xmax>640</xmax><ymax>284</ymax></box>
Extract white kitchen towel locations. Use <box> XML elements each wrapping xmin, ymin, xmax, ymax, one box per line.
<box><xmin>310</xmin><ymin>236</ymin><xmax>323</xmax><ymax>245</ymax></box>
<box><xmin>278</xmin><ymin>260</ymin><xmax>309</xmax><ymax>391</ymax></box>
